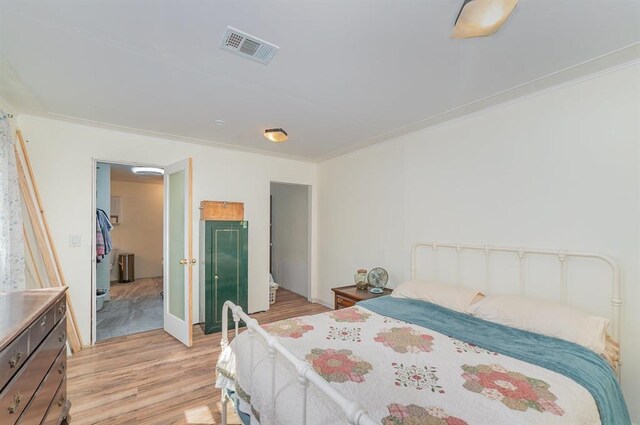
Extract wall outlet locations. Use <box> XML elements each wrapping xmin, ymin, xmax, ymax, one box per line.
<box><xmin>69</xmin><ymin>234</ymin><xmax>81</xmax><ymax>247</ymax></box>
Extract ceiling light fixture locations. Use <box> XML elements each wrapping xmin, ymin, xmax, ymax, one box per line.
<box><xmin>452</xmin><ymin>0</ymin><xmax>518</xmax><ymax>39</ymax></box>
<box><xmin>264</xmin><ymin>128</ymin><xmax>288</xmax><ymax>143</ymax></box>
<box><xmin>214</xmin><ymin>120</ymin><xmax>225</xmax><ymax>126</ymax></box>
<box><xmin>131</xmin><ymin>166</ymin><xmax>164</xmax><ymax>176</ymax></box>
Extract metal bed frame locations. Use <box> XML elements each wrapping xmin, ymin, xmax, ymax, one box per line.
<box><xmin>410</xmin><ymin>243</ymin><xmax>621</xmax><ymax>345</ymax></box>
<box><xmin>220</xmin><ymin>242</ymin><xmax>622</xmax><ymax>425</ymax></box>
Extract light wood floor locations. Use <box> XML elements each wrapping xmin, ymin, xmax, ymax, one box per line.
<box><xmin>67</xmin><ymin>289</ymin><xmax>329</xmax><ymax>424</ymax></box>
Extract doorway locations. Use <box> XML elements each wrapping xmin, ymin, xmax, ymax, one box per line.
<box><xmin>269</xmin><ymin>182</ymin><xmax>311</xmax><ymax>301</ymax></box>
<box><xmin>95</xmin><ymin>162</ymin><xmax>164</xmax><ymax>341</ymax></box>
<box><xmin>91</xmin><ymin>158</ymin><xmax>194</xmax><ymax>346</ymax></box>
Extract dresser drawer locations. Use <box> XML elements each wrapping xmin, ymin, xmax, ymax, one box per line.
<box><xmin>0</xmin><ymin>318</ymin><xmax>66</xmax><ymax>424</ymax></box>
<box><xmin>41</xmin><ymin>378</ymin><xmax>66</xmax><ymax>425</ymax></box>
<box><xmin>335</xmin><ymin>295</ymin><xmax>355</xmax><ymax>309</ymax></box>
<box><xmin>16</xmin><ymin>347</ymin><xmax>66</xmax><ymax>425</ymax></box>
<box><xmin>28</xmin><ymin>306</ymin><xmax>55</xmax><ymax>353</ymax></box>
<box><xmin>0</xmin><ymin>331</ymin><xmax>29</xmax><ymax>390</ymax></box>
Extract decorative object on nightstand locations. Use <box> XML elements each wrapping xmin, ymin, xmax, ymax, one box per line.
<box><xmin>367</xmin><ymin>267</ymin><xmax>389</xmax><ymax>294</ymax></box>
<box><xmin>354</xmin><ymin>269</ymin><xmax>368</xmax><ymax>290</ymax></box>
<box><xmin>331</xmin><ymin>285</ymin><xmax>392</xmax><ymax>310</ymax></box>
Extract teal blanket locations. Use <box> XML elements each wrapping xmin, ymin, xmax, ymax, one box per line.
<box><xmin>358</xmin><ymin>296</ymin><xmax>630</xmax><ymax>425</ymax></box>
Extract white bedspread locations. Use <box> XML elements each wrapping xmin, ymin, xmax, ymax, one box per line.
<box><xmin>216</xmin><ymin>305</ymin><xmax>600</xmax><ymax>425</ymax></box>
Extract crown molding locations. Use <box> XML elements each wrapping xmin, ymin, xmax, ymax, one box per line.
<box><xmin>37</xmin><ymin>112</ymin><xmax>315</xmax><ymax>163</ymax></box>
<box><xmin>316</xmin><ymin>43</ymin><xmax>640</xmax><ymax>163</ymax></box>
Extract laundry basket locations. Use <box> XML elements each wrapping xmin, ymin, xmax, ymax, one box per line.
<box><xmin>269</xmin><ymin>283</ymin><xmax>279</xmax><ymax>305</ymax></box>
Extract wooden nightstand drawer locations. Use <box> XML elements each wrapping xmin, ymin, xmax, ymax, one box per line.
<box><xmin>335</xmin><ymin>296</ymin><xmax>355</xmax><ymax>309</ymax></box>
<box><xmin>331</xmin><ymin>285</ymin><xmax>392</xmax><ymax>310</ymax></box>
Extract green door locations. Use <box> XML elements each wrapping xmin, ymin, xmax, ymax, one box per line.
<box><xmin>204</xmin><ymin>221</ymin><xmax>248</xmax><ymax>334</ymax></box>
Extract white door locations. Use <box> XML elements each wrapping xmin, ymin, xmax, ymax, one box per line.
<box><xmin>163</xmin><ymin>158</ymin><xmax>194</xmax><ymax>346</ymax></box>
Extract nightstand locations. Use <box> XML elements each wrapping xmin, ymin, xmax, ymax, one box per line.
<box><xmin>331</xmin><ymin>285</ymin><xmax>393</xmax><ymax>310</ymax></box>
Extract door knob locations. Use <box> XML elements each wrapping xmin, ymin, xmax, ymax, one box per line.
<box><xmin>179</xmin><ymin>259</ymin><xmax>188</xmax><ymax>265</ymax></box>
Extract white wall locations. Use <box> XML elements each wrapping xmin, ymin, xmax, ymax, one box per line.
<box><xmin>318</xmin><ymin>63</ymin><xmax>640</xmax><ymax>421</ymax></box>
<box><xmin>17</xmin><ymin>115</ymin><xmax>317</xmax><ymax>346</ymax></box>
<box><xmin>271</xmin><ymin>182</ymin><xmax>309</xmax><ymax>297</ymax></box>
<box><xmin>0</xmin><ymin>97</ymin><xmax>15</xmax><ymax>116</ymax></box>
<box><xmin>110</xmin><ymin>179</ymin><xmax>163</xmax><ymax>280</ymax></box>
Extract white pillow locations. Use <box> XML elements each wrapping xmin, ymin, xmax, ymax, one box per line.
<box><xmin>391</xmin><ymin>280</ymin><xmax>484</xmax><ymax>313</ymax></box>
<box><xmin>468</xmin><ymin>294</ymin><xmax>609</xmax><ymax>355</ymax></box>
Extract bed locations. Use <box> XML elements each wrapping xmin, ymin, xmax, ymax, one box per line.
<box><xmin>216</xmin><ymin>242</ymin><xmax>630</xmax><ymax>425</ymax></box>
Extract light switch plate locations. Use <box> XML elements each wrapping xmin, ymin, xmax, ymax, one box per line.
<box><xmin>69</xmin><ymin>234</ymin><xmax>81</xmax><ymax>247</ymax></box>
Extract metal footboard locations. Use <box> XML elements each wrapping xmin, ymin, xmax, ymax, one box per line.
<box><xmin>220</xmin><ymin>301</ymin><xmax>377</xmax><ymax>425</ymax></box>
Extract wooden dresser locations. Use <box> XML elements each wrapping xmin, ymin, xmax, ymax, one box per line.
<box><xmin>0</xmin><ymin>288</ymin><xmax>70</xmax><ymax>425</ymax></box>
<box><xmin>331</xmin><ymin>285</ymin><xmax>393</xmax><ymax>310</ymax></box>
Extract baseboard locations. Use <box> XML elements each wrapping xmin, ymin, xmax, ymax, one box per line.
<box><xmin>311</xmin><ymin>298</ymin><xmax>333</xmax><ymax>309</ymax></box>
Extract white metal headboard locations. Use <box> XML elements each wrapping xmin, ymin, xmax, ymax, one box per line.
<box><xmin>411</xmin><ymin>242</ymin><xmax>622</xmax><ymax>344</ymax></box>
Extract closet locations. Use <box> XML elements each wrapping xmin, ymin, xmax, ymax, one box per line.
<box><xmin>199</xmin><ymin>201</ymin><xmax>248</xmax><ymax>334</ymax></box>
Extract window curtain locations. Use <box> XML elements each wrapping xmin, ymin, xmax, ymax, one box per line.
<box><xmin>0</xmin><ymin>111</ymin><xmax>25</xmax><ymax>292</ymax></box>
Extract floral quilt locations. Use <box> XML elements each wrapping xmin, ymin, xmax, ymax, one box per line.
<box><xmin>216</xmin><ymin>305</ymin><xmax>601</xmax><ymax>425</ymax></box>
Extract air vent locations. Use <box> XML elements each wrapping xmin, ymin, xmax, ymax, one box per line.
<box><xmin>219</xmin><ymin>27</ymin><xmax>279</xmax><ymax>65</ymax></box>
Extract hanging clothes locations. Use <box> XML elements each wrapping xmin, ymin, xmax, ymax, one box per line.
<box><xmin>96</xmin><ymin>209</ymin><xmax>113</xmax><ymax>262</ymax></box>
<box><xmin>96</xmin><ymin>219</ymin><xmax>105</xmax><ymax>260</ymax></box>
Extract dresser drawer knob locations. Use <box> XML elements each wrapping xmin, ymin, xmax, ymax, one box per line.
<box><xmin>8</xmin><ymin>392</ymin><xmax>22</xmax><ymax>414</ymax></box>
<box><xmin>8</xmin><ymin>350</ymin><xmax>22</xmax><ymax>368</ymax></box>
<box><xmin>58</xmin><ymin>304</ymin><xmax>66</xmax><ymax>315</ymax></box>
<box><xmin>57</xmin><ymin>394</ymin><xmax>66</xmax><ymax>407</ymax></box>
<box><xmin>58</xmin><ymin>332</ymin><xmax>66</xmax><ymax>343</ymax></box>
<box><xmin>59</xmin><ymin>362</ymin><xmax>66</xmax><ymax>374</ymax></box>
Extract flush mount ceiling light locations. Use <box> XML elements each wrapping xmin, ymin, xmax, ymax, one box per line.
<box><xmin>452</xmin><ymin>0</ymin><xmax>518</xmax><ymax>39</ymax></box>
<box><xmin>131</xmin><ymin>166</ymin><xmax>164</xmax><ymax>176</ymax></box>
<box><xmin>264</xmin><ymin>128</ymin><xmax>288</xmax><ymax>143</ymax></box>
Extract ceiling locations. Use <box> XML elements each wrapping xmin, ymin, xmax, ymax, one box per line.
<box><xmin>109</xmin><ymin>163</ymin><xmax>163</xmax><ymax>184</ymax></box>
<box><xmin>1</xmin><ymin>1</ymin><xmax>639</xmax><ymax>161</ymax></box>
